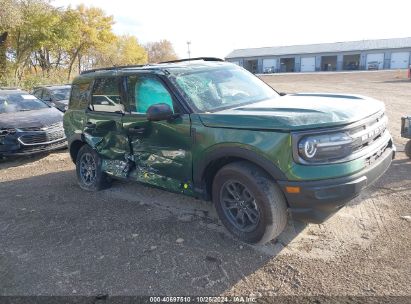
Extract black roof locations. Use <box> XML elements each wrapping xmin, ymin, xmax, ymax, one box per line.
<box><xmin>80</xmin><ymin>57</ymin><xmax>225</xmax><ymax>75</ymax></box>
<box><xmin>33</xmin><ymin>84</ymin><xmax>71</xmax><ymax>90</ymax></box>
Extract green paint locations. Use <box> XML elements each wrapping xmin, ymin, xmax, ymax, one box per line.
<box><xmin>63</xmin><ymin>61</ymin><xmax>391</xmax><ymax>200</ymax></box>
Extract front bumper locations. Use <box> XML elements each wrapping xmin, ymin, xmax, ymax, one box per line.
<box><xmin>1</xmin><ymin>140</ymin><xmax>67</xmax><ymax>156</ymax></box>
<box><xmin>278</xmin><ymin>146</ymin><xmax>394</xmax><ymax>223</ymax></box>
<box><xmin>0</xmin><ymin>130</ymin><xmax>67</xmax><ymax>156</ymax></box>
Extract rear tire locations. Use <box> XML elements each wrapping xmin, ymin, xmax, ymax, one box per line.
<box><xmin>405</xmin><ymin>140</ymin><xmax>411</xmax><ymax>159</ymax></box>
<box><xmin>212</xmin><ymin>161</ymin><xmax>288</xmax><ymax>244</ymax></box>
<box><xmin>76</xmin><ymin>144</ymin><xmax>112</xmax><ymax>191</ymax></box>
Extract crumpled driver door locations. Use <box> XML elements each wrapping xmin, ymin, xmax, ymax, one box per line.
<box><xmin>83</xmin><ymin>76</ymin><xmax>131</xmax><ymax>178</ymax></box>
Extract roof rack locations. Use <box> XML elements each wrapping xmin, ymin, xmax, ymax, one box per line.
<box><xmin>80</xmin><ymin>64</ymin><xmax>146</xmax><ymax>75</ymax></box>
<box><xmin>159</xmin><ymin>57</ymin><xmax>224</xmax><ymax>64</ymax></box>
<box><xmin>80</xmin><ymin>57</ymin><xmax>224</xmax><ymax>75</ymax></box>
<box><xmin>33</xmin><ymin>84</ymin><xmax>72</xmax><ymax>89</ymax></box>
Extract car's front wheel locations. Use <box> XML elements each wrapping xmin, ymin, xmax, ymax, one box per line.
<box><xmin>76</xmin><ymin>144</ymin><xmax>112</xmax><ymax>191</ymax></box>
<box><xmin>212</xmin><ymin>161</ymin><xmax>288</xmax><ymax>244</ymax></box>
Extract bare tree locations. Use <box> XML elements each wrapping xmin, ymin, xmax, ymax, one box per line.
<box><xmin>145</xmin><ymin>40</ymin><xmax>178</xmax><ymax>63</ymax></box>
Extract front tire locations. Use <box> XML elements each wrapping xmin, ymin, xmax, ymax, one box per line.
<box><xmin>405</xmin><ymin>140</ymin><xmax>411</xmax><ymax>158</ymax></box>
<box><xmin>76</xmin><ymin>144</ymin><xmax>112</xmax><ymax>191</ymax></box>
<box><xmin>212</xmin><ymin>161</ymin><xmax>288</xmax><ymax>244</ymax></box>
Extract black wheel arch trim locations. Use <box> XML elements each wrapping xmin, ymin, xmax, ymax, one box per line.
<box><xmin>194</xmin><ymin>146</ymin><xmax>287</xmax><ymax>198</ymax></box>
<box><xmin>68</xmin><ymin>133</ymin><xmax>86</xmax><ymax>162</ymax></box>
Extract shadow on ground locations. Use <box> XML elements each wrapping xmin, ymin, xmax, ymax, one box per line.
<box><xmin>0</xmin><ymin>169</ymin><xmax>305</xmax><ymax>296</ymax></box>
<box><xmin>2</xmin><ymin>153</ymin><xmax>407</xmax><ymax>296</ymax></box>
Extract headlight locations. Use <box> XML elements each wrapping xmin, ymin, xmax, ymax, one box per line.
<box><xmin>0</xmin><ymin>128</ymin><xmax>16</xmax><ymax>136</ymax></box>
<box><xmin>298</xmin><ymin>132</ymin><xmax>353</xmax><ymax>162</ymax></box>
<box><xmin>0</xmin><ymin>128</ymin><xmax>16</xmax><ymax>144</ymax></box>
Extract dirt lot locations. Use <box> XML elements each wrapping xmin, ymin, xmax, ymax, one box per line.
<box><xmin>0</xmin><ymin>70</ymin><xmax>410</xmax><ymax>299</ymax></box>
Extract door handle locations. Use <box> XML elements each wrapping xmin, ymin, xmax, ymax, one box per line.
<box><xmin>128</xmin><ymin>126</ymin><xmax>146</xmax><ymax>135</ymax></box>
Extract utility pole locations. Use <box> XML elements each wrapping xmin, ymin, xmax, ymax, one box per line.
<box><xmin>187</xmin><ymin>41</ymin><xmax>191</xmax><ymax>59</ymax></box>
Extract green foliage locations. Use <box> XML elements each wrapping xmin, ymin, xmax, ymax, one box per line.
<box><xmin>94</xmin><ymin>35</ymin><xmax>148</xmax><ymax>67</ymax></box>
<box><xmin>0</xmin><ymin>0</ymin><xmax>23</xmax><ymax>31</ymax></box>
<box><xmin>0</xmin><ymin>0</ymin><xmax>177</xmax><ymax>88</ymax></box>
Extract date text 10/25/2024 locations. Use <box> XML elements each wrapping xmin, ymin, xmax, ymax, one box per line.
<box><xmin>149</xmin><ymin>296</ymin><xmax>257</xmax><ymax>303</ymax></box>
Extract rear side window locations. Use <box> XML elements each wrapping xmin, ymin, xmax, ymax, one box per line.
<box><xmin>69</xmin><ymin>80</ymin><xmax>92</xmax><ymax>110</ymax></box>
<box><xmin>91</xmin><ymin>77</ymin><xmax>124</xmax><ymax>113</ymax></box>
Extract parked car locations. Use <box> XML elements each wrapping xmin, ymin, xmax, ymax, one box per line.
<box><xmin>344</xmin><ymin>61</ymin><xmax>359</xmax><ymax>70</ymax></box>
<box><xmin>367</xmin><ymin>61</ymin><xmax>380</xmax><ymax>70</ymax></box>
<box><xmin>32</xmin><ymin>84</ymin><xmax>71</xmax><ymax>112</ymax></box>
<box><xmin>64</xmin><ymin>58</ymin><xmax>394</xmax><ymax>244</ymax></box>
<box><xmin>0</xmin><ymin>90</ymin><xmax>66</xmax><ymax>156</ymax></box>
<box><xmin>264</xmin><ymin>67</ymin><xmax>276</xmax><ymax>74</ymax></box>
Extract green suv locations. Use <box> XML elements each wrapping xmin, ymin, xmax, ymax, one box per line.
<box><xmin>64</xmin><ymin>58</ymin><xmax>395</xmax><ymax>244</ymax></box>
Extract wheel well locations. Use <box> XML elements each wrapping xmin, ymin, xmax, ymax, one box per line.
<box><xmin>69</xmin><ymin>140</ymin><xmax>85</xmax><ymax>163</ymax></box>
<box><xmin>202</xmin><ymin>157</ymin><xmax>274</xmax><ymax>200</ymax></box>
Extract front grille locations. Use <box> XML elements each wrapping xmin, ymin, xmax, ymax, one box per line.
<box><xmin>47</xmin><ymin>129</ymin><xmax>65</xmax><ymax>141</ymax></box>
<box><xmin>364</xmin><ymin>141</ymin><xmax>390</xmax><ymax>167</ymax></box>
<box><xmin>18</xmin><ymin>141</ymin><xmax>67</xmax><ymax>154</ymax></box>
<box><xmin>18</xmin><ymin>122</ymin><xmax>66</xmax><ymax>146</ymax></box>
<box><xmin>349</xmin><ymin>112</ymin><xmax>388</xmax><ymax>153</ymax></box>
<box><xmin>19</xmin><ymin>134</ymin><xmax>48</xmax><ymax>144</ymax></box>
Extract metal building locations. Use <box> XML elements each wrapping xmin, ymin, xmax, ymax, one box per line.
<box><xmin>225</xmin><ymin>37</ymin><xmax>411</xmax><ymax>74</ymax></box>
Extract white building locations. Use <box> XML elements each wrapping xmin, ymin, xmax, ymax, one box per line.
<box><xmin>225</xmin><ymin>37</ymin><xmax>411</xmax><ymax>73</ymax></box>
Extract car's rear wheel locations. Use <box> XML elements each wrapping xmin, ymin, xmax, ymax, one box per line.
<box><xmin>405</xmin><ymin>140</ymin><xmax>411</xmax><ymax>159</ymax></box>
<box><xmin>76</xmin><ymin>144</ymin><xmax>112</xmax><ymax>191</ymax></box>
<box><xmin>212</xmin><ymin>161</ymin><xmax>288</xmax><ymax>244</ymax></box>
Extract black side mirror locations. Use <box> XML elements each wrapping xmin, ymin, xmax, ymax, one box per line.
<box><xmin>279</xmin><ymin>92</ymin><xmax>287</xmax><ymax>96</ymax></box>
<box><xmin>146</xmin><ymin>103</ymin><xmax>174</xmax><ymax>121</ymax></box>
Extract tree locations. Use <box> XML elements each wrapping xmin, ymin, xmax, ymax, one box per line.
<box><xmin>66</xmin><ymin>5</ymin><xmax>116</xmax><ymax>80</ymax></box>
<box><xmin>0</xmin><ymin>1</ymin><xmax>148</xmax><ymax>86</ymax></box>
<box><xmin>93</xmin><ymin>35</ymin><xmax>147</xmax><ymax>67</ymax></box>
<box><xmin>0</xmin><ymin>0</ymin><xmax>22</xmax><ymax>84</ymax></box>
<box><xmin>145</xmin><ymin>40</ymin><xmax>178</xmax><ymax>63</ymax></box>
<box><xmin>7</xmin><ymin>0</ymin><xmax>61</xmax><ymax>81</ymax></box>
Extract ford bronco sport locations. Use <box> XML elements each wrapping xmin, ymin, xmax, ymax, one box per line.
<box><xmin>63</xmin><ymin>58</ymin><xmax>395</xmax><ymax>244</ymax></box>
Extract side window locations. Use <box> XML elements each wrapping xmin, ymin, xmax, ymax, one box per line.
<box><xmin>91</xmin><ymin>77</ymin><xmax>124</xmax><ymax>113</ymax></box>
<box><xmin>127</xmin><ymin>75</ymin><xmax>174</xmax><ymax>114</ymax></box>
<box><xmin>42</xmin><ymin>90</ymin><xmax>52</xmax><ymax>101</ymax></box>
<box><xmin>33</xmin><ymin>89</ymin><xmax>43</xmax><ymax>99</ymax></box>
<box><xmin>69</xmin><ymin>80</ymin><xmax>92</xmax><ymax>110</ymax></box>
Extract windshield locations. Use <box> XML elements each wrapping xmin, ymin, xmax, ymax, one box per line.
<box><xmin>0</xmin><ymin>93</ymin><xmax>49</xmax><ymax>113</ymax></box>
<box><xmin>170</xmin><ymin>65</ymin><xmax>278</xmax><ymax>112</ymax></box>
<box><xmin>51</xmin><ymin>88</ymin><xmax>71</xmax><ymax>101</ymax></box>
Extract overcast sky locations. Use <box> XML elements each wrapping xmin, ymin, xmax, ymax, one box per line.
<box><xmin>53</xmin><ymin>0</ymin><xmax>411</xmax><ymax>58</ymax></box>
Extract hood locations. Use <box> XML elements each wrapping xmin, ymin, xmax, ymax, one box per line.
<box><xmin>0</xmin><ymin>107</ymin><xmax>63</xmax><ymax>129</ymax></box>
<box><xmin>198</xmin><ymin>93</ymin><xmax>385</xmax><ymax>131</ymax></box>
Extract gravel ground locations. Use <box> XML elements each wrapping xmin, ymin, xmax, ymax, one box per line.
<box><xmin>0</xmin><ymin>70</ymin><xmax>410</xmax><ymax>300</ymax></box>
